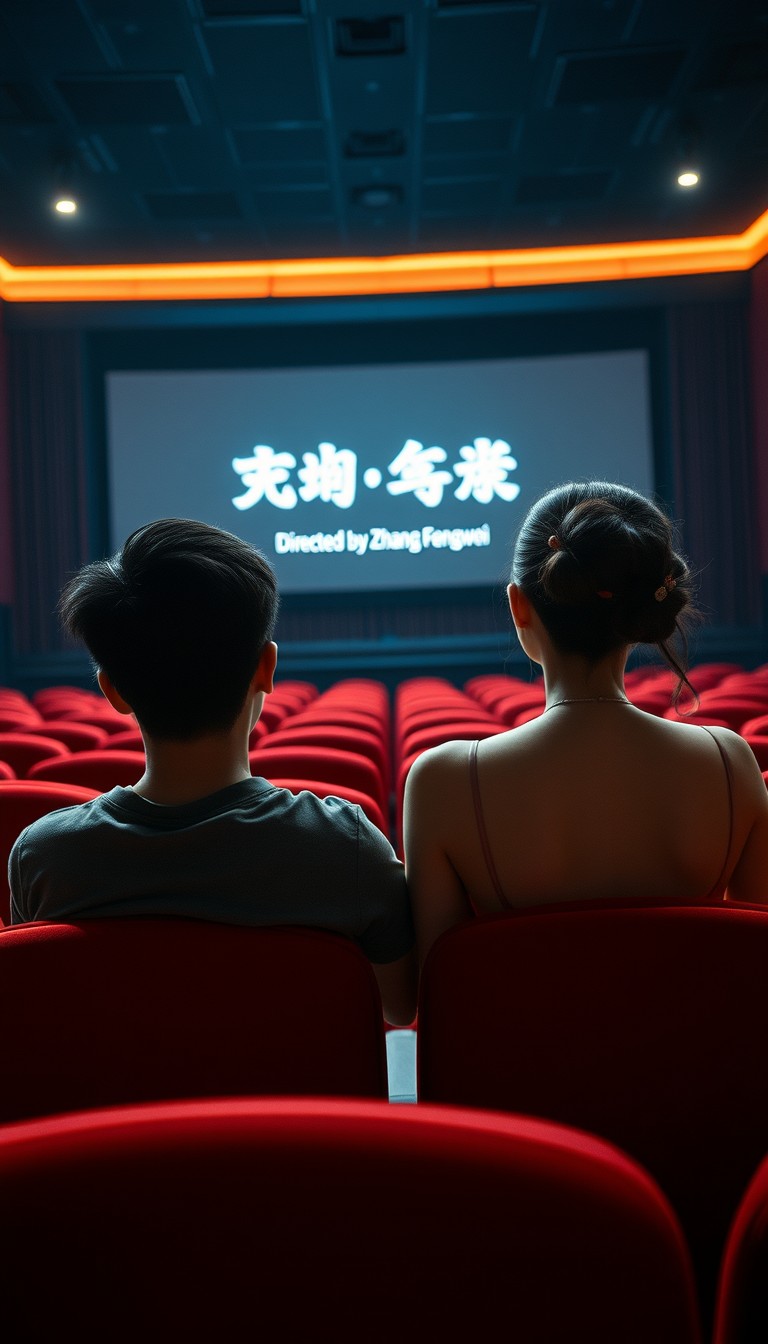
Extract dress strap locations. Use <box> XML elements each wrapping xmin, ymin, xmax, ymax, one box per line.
<box><xmin>699</xmin><ymin>726</ymin><xmax>735</xmax><ymax>900</ymax></box>
<box><xmin>468</xmin><ymin>739</ymin><xmax>511</xmax><ymax>910</ymax></box>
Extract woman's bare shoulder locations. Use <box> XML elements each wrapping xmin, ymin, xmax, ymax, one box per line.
<box><xmin>406</xmin><ymin>738</ymin><xmax>477</xmax><ymax>785</ymax></box>
<box><xmin>705</xmin><ymin>725</ymin><xmax>768</xmax><ymax>793</ymax></box>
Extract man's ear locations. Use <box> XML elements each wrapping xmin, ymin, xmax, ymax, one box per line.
<box><xmin>253</xmin><ymin>641</ymin><xmax>278</xmax><ymax>695</ymax></box>
<box><xmin>96</xmin><ymin>668</ymin><xmax>134</xmax><ymax>716</ymax></box>
<box><xmin>508</xmin><ymin>583</ymin><xmax>532</xmax><ymax>630</ymax></box>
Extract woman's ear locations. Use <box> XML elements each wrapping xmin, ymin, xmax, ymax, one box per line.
<box><xmin>96</xmin><ymin>668</ymin><xmax>134</xmax><ymax>716</ymax></box>
<box><xmin>508</xmin><ymin>583</ymin><xmax>532</xmax><ymax>629</ymax></box>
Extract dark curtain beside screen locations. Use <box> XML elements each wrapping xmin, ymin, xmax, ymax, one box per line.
<box><xmin>667</xmin><ymin>300</ymin><xmax>761</xmax><ymax>628</ymax></box>
<box><xmin>8</xmin><ymin>330</ymin><xmax>89</xmax><ymax>654</ymax></box>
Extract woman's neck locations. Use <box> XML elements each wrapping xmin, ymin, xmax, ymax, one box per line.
<box><xmin>540</xmin><ymin>652</ymin><xmax>629</xmax><ymax>709</ymax></box>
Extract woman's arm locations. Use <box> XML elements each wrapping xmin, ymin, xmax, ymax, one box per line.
<box><xmin>718</xmin><ymin>733</ymin><xmax>768</xmax><ymax>904</ymax></box>
<box><xmin>402</xmin><ymin>747</ymin><xmax>473</xmax><ymax>967</ymax></box>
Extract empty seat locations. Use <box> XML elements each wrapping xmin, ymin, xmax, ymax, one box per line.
<box><xmin>22</xmin><ymin>720</ymin><xmax>109</xmax><ymax>752</ymax></box>
<box><xmin>0</xmin><ymin>1097</ymin><xmax>701</xmax><ymax>1343</ymax></box>
<box><xmin>26</xmin><ymin>749</ymin><xmax>147</xmax><ymax>790</ymax></box>
<box><xmin>266</xmin><ymin>724</ymin><xmax>390</xmax><ymax>789</ymax></box>
<box><xmin>252</xmin><ymin>745</ymin><xmax>387</xmax><ymax>816</ymax></box>
<box><xmin>0</xmin><ymin>733</ymin><xmax>69</xmax><ymax>777</ymax></box>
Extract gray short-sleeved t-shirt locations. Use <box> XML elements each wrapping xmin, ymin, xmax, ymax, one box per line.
<box><xmin>9</xmin><ymin>777</ymin><xmax>413</xmax><ymax>964</ymax></box>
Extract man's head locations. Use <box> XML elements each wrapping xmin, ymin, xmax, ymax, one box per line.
<box><xmin>59</xmin><ymin>518</ymin><xmax>279</xmax><ymax>740</ymax></box>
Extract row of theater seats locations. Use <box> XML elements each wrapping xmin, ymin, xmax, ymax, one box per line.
<box><xmin>0</xmin><ymin>905</ymin><xmax>766</xmax><ymax>1339</ymax></box>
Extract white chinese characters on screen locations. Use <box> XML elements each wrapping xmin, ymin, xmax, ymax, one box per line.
<box><xmin>232</xmin><ymin>438</ymin><xmax>519</xmax><ymax>511</ymax></box>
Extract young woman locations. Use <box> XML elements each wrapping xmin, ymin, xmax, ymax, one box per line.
<box><xmin>403</xmin><ymin>482</ymin><xmax>768</xmax><ymax>965</ymax></box>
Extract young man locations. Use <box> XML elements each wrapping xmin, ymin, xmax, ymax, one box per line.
<box><xmin>9</xmin><ymin>518</ymin><xmax>416</xmax><ymax>1024</ymax></box>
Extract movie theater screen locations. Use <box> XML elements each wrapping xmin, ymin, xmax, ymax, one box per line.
<box><xmin>106</xmin><ymin>349</ymin><xmax>653</xmax><ymax>594</ymax></box>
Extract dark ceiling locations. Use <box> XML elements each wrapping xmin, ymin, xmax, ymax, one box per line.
<box><xmin>1</xmin><ymin>0</ymin><xmax>767</xmax><ymax>267</ymax></box>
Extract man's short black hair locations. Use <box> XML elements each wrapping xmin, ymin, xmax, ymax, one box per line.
<box><xmin>59</xmin><ymin>518</ymin><xmax>279</xmax><ymax>740</ymax></box>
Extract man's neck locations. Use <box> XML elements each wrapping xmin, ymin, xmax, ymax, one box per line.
<box><xmin>132</xmin><ymin>731</ymin><xmax>252</xmax><ymax>807</ymax></box>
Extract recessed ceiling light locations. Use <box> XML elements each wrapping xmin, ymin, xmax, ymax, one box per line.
<box><xmin>54</xmin><ymin>197</ymin><xmax>78</xmax><ymax>214</ymax></box>
<box><xmin>677</xmin><ymin>170</ymin><xmax>700</xmax><ymax>188</ymax></box>
<box><xmin>352</xmin><ymin>184</ymin><xmax>402</xmax><ymax>208</ymax></box>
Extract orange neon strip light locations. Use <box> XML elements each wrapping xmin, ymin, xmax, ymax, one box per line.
<box><xmin>1</xmin><ymin>207</ymin><xmax>767</xmax><ymax>303</ymax></box>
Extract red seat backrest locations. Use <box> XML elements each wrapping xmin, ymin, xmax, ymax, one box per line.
<box><xmin>0</xmin><ymin>1096</ymin><xmax>701</xmax><ymax>1343</ymax></box>
<box><xmin>0</xmin><ymin>920</ymin><xmax>388</xmax><ymax>1120</ymax></box>
<box><xmin>418</xmin><ymin>903</ymin><xmax>768</xmax><ymax>1331</ymax></box>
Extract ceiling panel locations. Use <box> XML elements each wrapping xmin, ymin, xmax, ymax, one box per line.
<box><xmin>425</xmin><ymin>8</ymin><xmax>541</xmax><ymax>115</ymax></box>
<box><xmin>0</xmin><ymin>0</ymin><xmax>765</xmax><ymax>267</ymax></box>
<box><xmin>201</xmin><ymin>21</ymin><xmax>322</xmax><ymax>122</ymax></box>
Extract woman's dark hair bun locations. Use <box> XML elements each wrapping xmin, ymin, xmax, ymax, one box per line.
<box><xmin>512</xmin><ymin>482</ymin><xmax>697</xmax><ymax>704</ymax></box>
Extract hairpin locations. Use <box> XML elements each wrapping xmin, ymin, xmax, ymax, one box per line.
<box><xmin>547</xmin><ymin>535</ymin><xmax>561</xmax><ymax>551</ymax></box>
<box><xmin>654</xmin><ymin>575</ymin><xmax>676</xmax><ymax>602</ymax></box>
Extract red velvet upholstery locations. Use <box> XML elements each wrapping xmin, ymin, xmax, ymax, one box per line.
<box><xmin>418</xmin><ymin>905</ymin><xmax>768</xmax><ymax>1329</ymax></box>
<box><xmin>99</xmin><ymin>726</ymin><xmax>145</xmax><ymax>752</ymax></box>
<box><xmin>251</xmin><ymin>744</ymin><xmax>387</xmax><ymax>815</ymax></box>
<box><xmin>0</xmin><ymin>732</ymin><xmax>69</xmax><ymax>776</ymax></box>
<box><xmin>0</xmin><ymin>1097</ymin><xmax>701</xmax><ymax>1343</ymax></box>
<box><xmin>20</xmin><ymin>719</ymin><xmax>109</xmax><ymax>752</ymax></box>
<box><xmin>0</xmin><ymin>920</ymin><xmax>388</xmax><ymax>1120</ymax></box>
<box><xmin>0</xmin><ymin>709</ymin><xmax>45</xmax><ymax>731</ymax></box>
<box><xmin>399</xmin><ymin>719</ymin><xmax>501</xmax><ymax>760</ymax></box>
<box><xmin>288</xmin><ymin>706</ymin><xmax>388</xmax><ymax>741</ymax></box>
<box><xmin>266</xmin><ymin>723</ymin><xmax>390</xmax><ymax>788</ymax></box>
<box><xmin>714</xmin><ymin>1150</ymin><xmax>768</xmax><ymax>1344</ymax></box>
<box><xmin>26</xmin><ymin>748</ymin><xmax>147</xmax><ymax>790</ymax></box>
<box><xmin>41</xmin><ymin>704</ymin><xmax>131</xmax><ymax>733</ymax></box>
<box><xmin>741</xmin><ymin>713</ymin><xmax>768</xmax><ymax>736</ymax></box>
<box><xmin>0</xmin><ymin>780</ymin><xmax>100</xmax><ymax>925</ymax></box>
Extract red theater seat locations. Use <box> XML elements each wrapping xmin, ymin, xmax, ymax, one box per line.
<box><xmin>266</xmin><ymin>723</ymin><xmax>390</xmax><ymax>789</ymax></box>
<box><xmin>417</xmin><ymin>903</ymin><xmax>768</xmax><ymax>1330</ymax></box>
<box><xmin>22</xmin><ymin>719</ymin><xmax>109</xmax><ymax>752</ymax></box>
<box><xmin>0</xmin><ymin>1097</ymin><xmax>701</xmax><ymax>1344</ymax></box>
<box><xmin>0</xmin><ymin>733</ymin><xmax>69</xmax><ymax>776</ymax></box>
<box><xmin>252</xmin><ymin>744</ymin><xmax>387</xmax><ymax>816</ymax></box>
<box><xmin>740</xmin><ymin>714</ymin><xmax>768</xmax><ymax>737</ymax></box>
<box><xmin>0</xmin><ymin>709</ymin><xmax>45</xmax><ymax>732</ymax></box>
<box><xmin>399</xmin><ymin>719</ymin><xmax>501</xmax><ymax>760</ymax></box>
<box><xmin>26</xmin><ymin>750</ymin><xmax>146</xmax><ymax>791</ymax></box>
<box><xmin>289</xmin><ymin>706</ymin><xmax>388</xmax><ymax>742</ymax></box>
<box><xmin>100</xmin><ymin>727</ymin><xmax>145</xmax><ymax>752</ymax></box>
<box><xmin>0</xmin><ymin>920</ymin><xmax>388</xmax><ymax>1121</ymax></box>
<box><xmin>714</xmin><ymin>1151</ymin><xmax>768</xmax><ymax>1344</ymax></box>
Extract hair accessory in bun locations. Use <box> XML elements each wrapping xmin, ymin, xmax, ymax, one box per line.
<box><xmin>654</xmin><ymin>575</ymin><xmax>676</xmax><ymax>603</ymax></box>
<box><xmin>547</xmin><ymin>535</ymin><xmax>561</xmax><ymax>551</ymax></box>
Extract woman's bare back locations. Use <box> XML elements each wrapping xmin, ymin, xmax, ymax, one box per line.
<box><xmin>403</xmin><ymin>705</ymin><xmax>768</xmax><ymax>963</ymax></box>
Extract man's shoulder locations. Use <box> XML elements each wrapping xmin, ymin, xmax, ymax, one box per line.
<box><xmin>14</xmin><ymin>792</ymin><xmax>113</xmax><ymax>848</ymax></box>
